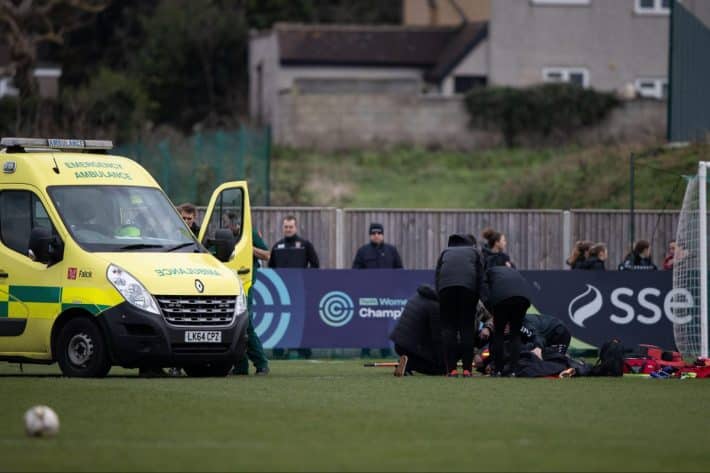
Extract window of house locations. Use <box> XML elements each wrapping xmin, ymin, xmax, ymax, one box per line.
<box><xmin>531</xmin><ymin>0</ymin><xmax>590</xmax><ymax>5</ymax></box>
<box><xmin>635</xmin><ymin>78</ymin><xmax>668</xmax><ymax>99</ymax></box>
<box><xmin>0</xmin><ymin>78</ymin><xmax>19</xmax><ymax>98</ymax></box>
<box><xmin>634</xmin><ymin>0</ymin><xmax>670</xmax><ymax>15</ymax></box>
<box><xmin>454</xmin><ymin>76</ymin><xmax>487</xmax><ymax>94</ymax></box>
<box><xmin>542</xmin><ymin>67</ymin><xmax>590</xmax><ymax>88</ymax></box>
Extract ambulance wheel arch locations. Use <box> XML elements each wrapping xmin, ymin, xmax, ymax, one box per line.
<box><xmin>51</xmin><ymin>309</ymin><xmax>111</xmax><ymax>377</ymax></box>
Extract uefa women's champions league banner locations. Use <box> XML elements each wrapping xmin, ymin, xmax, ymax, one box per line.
<box><xmin>251</xmin><ymin>269</ymin><xmax>684</xmax><ymax>350</ymax></box>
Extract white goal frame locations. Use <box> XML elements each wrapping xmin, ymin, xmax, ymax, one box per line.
<box><xmin>699</xmin><ymin>162</ymin><xmax>709</xmax><ymax>359</ymax></box>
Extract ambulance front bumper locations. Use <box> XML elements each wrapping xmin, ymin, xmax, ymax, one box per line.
<box><xmin>98</xmin><ymin>302</ymin><xmax>248</xmax><ymax>368</ymax></box>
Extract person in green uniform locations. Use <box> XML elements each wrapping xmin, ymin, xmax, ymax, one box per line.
<box><xmin>232</xmin><ymin>228</ymin><xmax>271</xmax><ymax>375</ymax></box>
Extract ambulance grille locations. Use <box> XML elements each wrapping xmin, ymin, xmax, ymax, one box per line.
<box><xmin>156</xmin><ymin>296</ymin><xmax>235</xmax><ymax>327</ymax></box>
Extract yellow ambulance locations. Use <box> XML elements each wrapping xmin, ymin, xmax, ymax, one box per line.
<box><xmin>0</xmin><ymin>137</ymin><xmax>253</xmax><ymax>377</ymax></box>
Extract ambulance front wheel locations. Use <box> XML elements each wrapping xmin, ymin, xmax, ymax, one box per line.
<box><xmin>56</xmin><ymin>318</ymin><xmax>112</xmax><ymax>378</ymax></box>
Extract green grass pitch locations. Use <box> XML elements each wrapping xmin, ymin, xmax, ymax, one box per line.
<box><xmin>0</xmin><ymin>360</ymin><xmax>708</xmax><ymax>472</ymax></box>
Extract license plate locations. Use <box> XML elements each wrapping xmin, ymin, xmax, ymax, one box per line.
<box><xmin>184</xmin><ymin>331</ymin><xmax>222</xmax><ymax>343</ymax></box>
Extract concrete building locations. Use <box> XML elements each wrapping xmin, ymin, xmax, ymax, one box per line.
<box><xmin>489</xmin><ymin>0</ymin><xmax>670</xmax><ymax>98</ymax></box>
<box><xmin>403</xmin><ymin>0</ymin><xmax>491</xmax><ymax>26</ymax></box>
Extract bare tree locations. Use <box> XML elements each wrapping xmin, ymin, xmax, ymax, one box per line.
<box><xmin>0</xmin><ymin>0</ymin><xmax>108</xmax><ymax>98</ymax></box>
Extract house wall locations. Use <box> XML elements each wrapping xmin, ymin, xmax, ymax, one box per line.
<box><xmin>249</xmin><ymin>31</ymin><xmax>280</xmax><ymax>127</ymax></box>
<box><xmin>441</xmin><ymin>38</ymin><xmax>490</xmax><ymax>95</ymax></box>
<box><xmin>278</xmin><ymin>66</ymin><xmax>424</xmax><ymax>92</ymax></box>
<box><xmin>489</xmin><ymin>0</ymin><xmax>669</xmax><ymax>92</ymax></box>
<box><xmin>403</xmin><ymin>0</ymin><xmax>491</xmax><ymax>25</ymax></box>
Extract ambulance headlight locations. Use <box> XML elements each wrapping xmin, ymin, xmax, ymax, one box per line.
<box><xmin>235</xmin><ymin>281</ymin><xmax>247</xmax><ymax>316</ymax></box>
<box><xmin>107</xmin><ymin>264</ymin><xmax>160</xmax><ymax>315</ymax></box>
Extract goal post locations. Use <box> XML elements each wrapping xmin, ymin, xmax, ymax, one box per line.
<box><xmin>673</xmin><ymin>162</ymin><xmax>709</xmax><ymax>359</ymax></box>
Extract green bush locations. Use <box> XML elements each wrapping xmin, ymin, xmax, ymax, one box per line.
<box><xmin>465</xmin><ymin>83</ymin><xmax>621</xmax><ymax>147</ymax></box>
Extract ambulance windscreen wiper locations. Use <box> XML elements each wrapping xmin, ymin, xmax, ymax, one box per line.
<box><xmin>117</xmin><ymin>243</ymin><xmax>165</xmax><ymax>251</ymax></box>
<box><xmin>165</xmin><ymin>242</ymin><xmax>199</xmax><ymax>252</ymax></box>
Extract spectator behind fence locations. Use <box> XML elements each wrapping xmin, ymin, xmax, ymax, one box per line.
<box><xmin>567</xmin><ymin>240</ymin><xmax>593</xmax><ymax>269</ymax></box>
<box><xmin>579</xmin><ymin>243</ymin><xmax>607</xmax><ymax>270</ymax></box>
<box><xmin>177</xmin><ymin>202</ymin><xmax>200</xmax><ymax>237</ymax></box>
<box><xmin>353</xmin><ymin>222</ymin><xmax>402</xmax><ymax>358</ymax></box>
<box><xmin>481</xmin><ymin>228</ymin><xmax>515</xmax><ymax>269</ymax></box>
<box><xmin>619</xmin><ymin>240</ymin><xmax>658</xmax><ymax>271</ymax></box>
<box><xmin>269</xmin><ymin>215</ymin><xmax>319</xmax><ymax>359</ymax></box>
<box><xmin>435</xmin><ymin>233</ymin><xmax>485</xmax><ymax>378</ymax></box>
<box><xmin>663</xmin><ymin>240</ymin><xmax>676</xmax><ymax>270</ymax></box>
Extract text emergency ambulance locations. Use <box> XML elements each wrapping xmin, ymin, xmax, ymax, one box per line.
<box><xmin>0</xmin><ymin>137</ymin><xmax>253</xmax><ymax>377</ymax></box>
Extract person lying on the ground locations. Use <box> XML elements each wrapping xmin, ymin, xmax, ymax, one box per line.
<box><xmin>478</xmin><ymin>313</ymin><xmax>572</xmax><ymax>359</ymax></box>
<box><xmin>389</xmin><ymin>284</ymin><xmax>446</xmax><ymax>376</ymax></box>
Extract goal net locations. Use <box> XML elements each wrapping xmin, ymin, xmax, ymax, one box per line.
<box><xmin>673</xmin><ymin>163</ymin><xmax>709</xmax><ymax>359</ymax></box>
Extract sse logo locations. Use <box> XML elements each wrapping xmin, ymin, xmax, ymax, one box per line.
<box><xmin>568</xmin><ymin>284</ymin><xmax>694</xmax><ymax>328</ymax></box>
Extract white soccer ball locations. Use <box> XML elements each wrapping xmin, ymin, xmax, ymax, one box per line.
<box><xmin>24</xmin><ymin>406</ymin><xmax>60</xmax><ymax>437</ymax></box>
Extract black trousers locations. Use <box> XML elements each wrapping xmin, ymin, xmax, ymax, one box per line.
<box><xmin>492</xmin><ymin>296</ymin><xmax>530</xmax><ymax>373</ymax></box>
<box><xmin>439</xmin><ymin>286</ymin><xmax>478</xmax><ymax>372</ymax></box>
<box><xmin>394</xmin><ymin>344</ymin><xmax>444</xmax><ymax>375</ymax></box>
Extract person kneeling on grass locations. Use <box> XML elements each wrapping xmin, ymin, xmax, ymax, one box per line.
<box><xmin>389</xmin><ymin>284</ymin><xmax>446</xmax><ymax>376</ymax></box>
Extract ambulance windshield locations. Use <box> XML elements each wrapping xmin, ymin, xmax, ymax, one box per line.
<box><xmin>48</xmin><ymin>186</ymin><xmax>199</xmax><ymax>252</ymax></box>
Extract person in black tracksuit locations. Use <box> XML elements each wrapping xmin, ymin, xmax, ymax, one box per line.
<box><xmin>435</xmin><ymin>233</ymin><xmax>485</xmax><ymax>376</ymax></box>
<box><xmin>485</xmin><ymin>266</ymin><xmax>532</xmax><ymax>376</ymax></box>
<box><xmin>268</xmin><ymin>216</ymin><xmax>319</xmax><ymax>359</ymax></box>
<box><xmin>389</xmin><ymin>285</ymin><xmax>445</xmax><ymax>375</ymax></box>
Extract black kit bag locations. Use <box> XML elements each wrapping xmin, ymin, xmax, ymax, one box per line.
<box><xmin>591</xmin><ymin>338</ymin><xmax>625</xmax><ymax>377</ymax></box>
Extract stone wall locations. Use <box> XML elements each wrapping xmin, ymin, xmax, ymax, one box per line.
<box><xmin>274</xmin><ymin>90</ymin><xmax>666</xmax><ymax>151</ymax></box>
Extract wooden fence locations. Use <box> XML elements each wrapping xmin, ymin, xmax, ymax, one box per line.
<box><xmin>199</xmin><ymin>207</ymin><xmax>679</xmax><ymax>270</ymax></box>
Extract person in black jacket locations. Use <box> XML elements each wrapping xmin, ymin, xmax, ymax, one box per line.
<box><xmin>578</xmin><ymin>243</ymin><xmax>607</xmax><ymax>270</ymax></box>
<box><xmin>520</xmin><ymin>313</ymin><xmax>572</xmax><ymax>356</ymax></box>
<box><xmin>389</xmin><ymin>285</ymin><xmax>445</xmax><ymax>376</ymax></box>
<box><xmin>618</xmin><ymin>240</ymin><xmax>657</xmax><ymax>271</ymax></box>
<box><xmin>481</xmin><ymin>228</ymin><xmax>515</xmax><ymax>270</ymax></box>
<box><xmin>268</xmin><ymin>216</ymin><xmax>320</xmax><ymax>269</ymax></box>
<box><xmin>352</xmin><ymin>223</ymin><xmax>403</xmax><ymax>269</ymax></box>
<box><xmin>485</xmin><ymin>266</ymin><xmax>532</xmax><ymax>376</ymax></box>
<box><xmin>178</xmin><ymin>203</ymin><xmax>201</xmax><ymax>237</ymax></box>
<box><xmin>435</xmin><ymin>233</ymin><xmax>485</xmax><ymax>377</ymax></box>
<box><xmin>268</xmin><ymin>215</ymin><xmax>319</xmax><ymax>359</ymax></box>
<box><xmin>354</xmin><ymin>222</ymin><xmax>403</xmax><ymax>358</ymax></box>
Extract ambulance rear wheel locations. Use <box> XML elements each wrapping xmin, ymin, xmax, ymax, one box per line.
<box><xmin>183</xmin><ymin>361</ymin><xmax>233</xmax><ymax>377</ymax></box>
<box><xmin>56</xmin><ymin>318</ymin><xmax>111</xmax><ymax>378</ymax></box>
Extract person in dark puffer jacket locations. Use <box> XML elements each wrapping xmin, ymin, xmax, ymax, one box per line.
<box><xmin>389</xmin><ymin>285</ymin><xmax>445</xmax><ymax>376</ymax></box>
<box><xmin>435</xmin><ymin>233</ymin><xmax>485</xmax><ymax>377</ymax></box>
<box><xmin>485</xmin><ymin>266</ymin><xmax>532</xmax><ymax>376</ymax></box>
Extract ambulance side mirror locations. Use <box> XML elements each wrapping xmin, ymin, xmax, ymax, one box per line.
<box><xmin>28</xmin><ymin>227</ymin><xmax>64</xmax><ymax>266</ymax></box>
<box><xmin>213</xmin><ymin>228</ymin><xmax>236</xmax><ymax>263</ymax></box>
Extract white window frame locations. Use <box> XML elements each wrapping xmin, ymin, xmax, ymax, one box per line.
<box><xmin>531</xmin><ymin>0</ymin><xmax>590</xmax><ymax>5</ymax></box>
<box><xmin>0</xmin><ymin>77</ymin><xmax>19</xmax><ymax>98</ymax></box>
<box><xmin>634</xmin><ymin>0</ymin><xmax>670</xmax><ymax>15</ymax></box>
<box><xmin>634</xmin><ymin>78</ymin><xmax>668</xmax><ymax>99</ymax></box>
<box><xmin>542</xmin><ymin>67</ymin><xmax>590</xmax><ymax>88</ymax></box>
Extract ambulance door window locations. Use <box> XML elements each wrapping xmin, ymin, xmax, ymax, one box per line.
<box><xmin>0</xmin><ymin>191</ymin><xmax>57</xmax><ymax>257</ymax></box>
<box><xmin>202</xmin><ymin>188</ymin><xmax>244</xmax><ymax>245</ymax></box>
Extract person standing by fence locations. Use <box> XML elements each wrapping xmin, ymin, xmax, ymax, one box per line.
<box><xmin>618</xmin><ymin>240</ymin><xmax>658</xmax><ymax>271</ymax></box>
<box><xmin>435</xmin><ymin>233</ymin><xmax>485</xmax><ymax>378</ymax></box>
<box><xmin>269</xmin><ymin>215</ymin><xmax>319</xmax><ymax>359</ymax></box>
<box><xmin>353</xmin><ymin>222</ymin><xmax>403</xmax><ymax>358</ymax></box>
<box><xmin>481</xmin><ymin>228</ymin><xmax>514</xmax><ymax>269</ymax></box>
